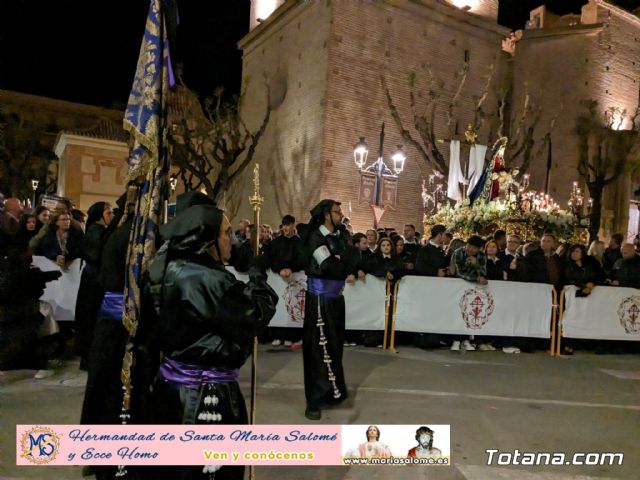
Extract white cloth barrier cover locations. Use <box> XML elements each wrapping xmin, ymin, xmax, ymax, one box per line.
<box><xmin>31</xmin><ymin>256</ymin><xmax>84</xmax><ymax>322</ymax></box>
<box><xmin>343</xmin><ymin>274</ymin><xmax>387</xmax><ymax>331</ymax></box>
<box><xmin>394</xmin><ymin>276</ymin><xmax>553</xmax><ymax>338</ymax></box>
<box><xmin>226</xmin><ymin>267</ymin><xmax>387</xmax><ymax>330</ymax></box>
<box><xmin>562</xmin><ymin>285</ymin><xmax>640</xmax><ymax>341</ymax></box>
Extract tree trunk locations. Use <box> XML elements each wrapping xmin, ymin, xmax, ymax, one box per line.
<box><xmin>588</xmin><ymin>183</ymin><xmax>604</xmax><ymax>243</ymax></box>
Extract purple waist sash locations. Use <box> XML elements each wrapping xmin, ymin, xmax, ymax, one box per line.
<box><xmin>98</xmin><ymin>292</ymin><xmax>123</xmax><ymax>321</ymax></box>
<box><xmin>157</xmin><ymin>357</ymin><xmax>239</xmax><ymax>390</ymax></box>
<box><xmin>307</xmin><ymin>277</ymin><xmax>345</xmax><ymax>298</ymax></box>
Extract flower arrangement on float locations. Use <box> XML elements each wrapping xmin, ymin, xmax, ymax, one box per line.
<box><xmin>426</xmin><ymin>197</ymin><xmax>581</xmax><ymax>242</ymax></box>
<box><xmin>423</xmin><ymin>138</ymin><xmax>588</xmax><ymax>243</ymax></box>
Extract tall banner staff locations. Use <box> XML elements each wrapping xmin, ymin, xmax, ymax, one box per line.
<box><xmin>116</xmin><ymin>0</ymin><xmax>177</xmax><ymax>476</ymax></box>
<box><xmin>248</xmin><ymin>163</ymin><xmax>263</xmax><ymax>480</ymax></box>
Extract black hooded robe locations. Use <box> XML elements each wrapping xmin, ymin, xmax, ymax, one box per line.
<box><xmin>303</xmin><ymin>225</ymin><xmax>353</xmax><ymax>410</ymax></box>
<box><xmin>135</xmin><ymin>203</ymin><xmax>277</xmax><ymax>480</ymax></box>
<box><xmin>74</xmin><ymin>202</ymin><xmax>109</xmax><ymax>366</ymax></box>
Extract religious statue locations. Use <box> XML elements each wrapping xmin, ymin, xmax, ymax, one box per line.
<box><xmin>467</xmin><ymin>137</ymin><xmax>508</xmax><ymax>205</ymax></box>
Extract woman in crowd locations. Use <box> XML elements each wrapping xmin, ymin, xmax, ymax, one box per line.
<box><xmin>259</xmin><ymin>223</ymin><xmax>273</xmax><ymax>255</ymax></box>
<box><xmin>564</xmin><ymin>244</ymin><xmax>604</xmax><ymax>297</ymax></box>
<box><xmin>16</xmin><ymin>213</ymin><xmax>38</xmax><ymax>253</ymax></box>
<box><xmin>34</xmin><ymin>206</ymin><xmax>50</xmax><ymax>232</ymax></box>
<box><xmin>484</xmin><ymin>239</ymin><xmax>507</xmax><ymax>281</ymax></box>
<box><xmin>35</xmin><ymin>210</ymin><xmax>84</xmax><ymax>267</ymax></box>
<box><xmin>29</xmin><ymin>206</ymin><xmax>51</xmax><ymax>251</ymax></box>
<box><xmin>394</xmin><ymin>236</ymin><xmax>415</xmax><ymax>270</ymax></box>
<box><xmin>587</xmin><ymin>240</ymin><xmax>606</xmax><ymax>266</ymax></box>
<box><xmin>369</xmin><ymin>237</ymin><xmax>403</xmax><ymax>280</ymax></box>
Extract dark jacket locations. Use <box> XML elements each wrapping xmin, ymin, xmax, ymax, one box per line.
<box><xmin>148</xmin><ymin>253</ymin><xmax>277</xmax><ymax>367</ymax></box>
<box><xmin>402</xmin><ymin>241</ymin><xmax>420</xmax><ymax>265</ymax></box>
<box><xmin>499</xmin><ymin>250</ymin><xmax>518</xmax><ymax>280</ymax></box>
<box><xmin>414</xmin><ymin>243</ymin><xmax>447</xmax><ymax>277</ymax></box>
<box><xmin>99</xmin><ymin>216</ymin><xmax>133</xmax><ymax>292</ymax></box>
<box><xmin>35</xmin><ymin>227</ymin><xmax>84</xmax><ymax>262</ymax></box>
<box><xmin>368</xmin><ymin>253</ymin><xmax>403</xmax><ymax>278</ymax></box>
<box><xmin>612</xmin><ymin>256</ymin><xmax>640</xmax><ymax>289</ymax></box>
<box><xmin>305</xmin><ymin>227</ymin><xmax>354</xmax><ymax>280</ymax></box>
<box><xmin>564</xmin><ymin>256</ymin><xmax>604</xmax><ymax>289</ymax></box>
<box><xmin>267</xmin><ymin>234</ymin><xmax>305</xmax><ymax>273</ymax></box>
<box><xmin>82</xmin><ymin>224</ymin><xmax>107</xmax><ymax>267</ymax></box>
<box><xmin>515</xmin><ymin>249</ymin><xmax>564</xmax><ymax>289</ymax></box>
<box><xmin>603</xmin><ymin>247</ymin><xmax>622</xmax><ymax>276</ymax></box>
<box><xmin>229</xmin><ymin>239</ymin><xmax>254</xmax><ymax>273</ymax></box>
<box><xmin>485</xmin><ymin>256</ymin><xmax>506</xmax><ymax>281</ymax></box>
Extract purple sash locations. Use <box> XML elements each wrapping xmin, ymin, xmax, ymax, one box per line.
<box><xmin>307</xmin><ymin>277</ymin><xmax>345</xmax><ymax>298</ymax></box>
<box><xmin>98</xmin><ymin>292</ymin><xmax>123</xmax><ymax>321</ymax></box>
<box><xmin>157</xmin><ymin>357</ymin><xmax>239</xmax><ymax>390</ymax></box>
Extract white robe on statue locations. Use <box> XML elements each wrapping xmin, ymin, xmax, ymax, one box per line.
<box><xmin>467</xmin><ymin>144</ymin><xmax>487</xmax><ymax>193</ymax></box>
<box><xmin>447</xmin><ymin>140</ymin><xmax>463</xmax><ymax>201</ymax></box>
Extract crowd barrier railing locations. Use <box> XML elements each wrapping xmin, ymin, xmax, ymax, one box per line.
<box><xmin>390</xmin><ymin>276</ymin><xmax>556</xmax><ymax>355</ymax></box>
<box><xmin>33</xmin><ymin>256</ymin><xmax>639</xmax><ymax>355</ymax></box>
<box><xmin>556</xmin><ymin>285</ymin><xmax>640</xmax><ymax>355</ymax></box>
<box><xmin>228</xmin><ymin>268</ymin><xmax>558</xmax><ymax>355</ymax></box>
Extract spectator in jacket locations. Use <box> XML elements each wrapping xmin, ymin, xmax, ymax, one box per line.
<box><xmin>34</xmin><ymin>210</ymin><xmax>84</xmax><ymax>267</ymax></box>
<box><xmin>415</xmin><ymin>225</ymin><xmax>447</xmax><ymax>277</ymax></box>
<box><xmin>610</xmin><ymin>244</ymin><xmax>640</xmax><ymax>288</ymax></box>
<box><xmin>369</xmin><ymin>237</ymin><xmax>403</xmax><ymax>280</ymax></box>
<box><xmin>603</xmin><ymin>233</ymin><xmax>624</xmax><ymax>277</ymax></box>
<box><xmin>453</xmin><ymin>235</ymin><xmax>487</xmax><ymax>285</ymax></box>
<box><xmin>485</xmin><ymin>239</ymin><xmax>507</xmax><ymax>281</ymax></box>
<box><xmin>564</xmin><ymin>244</ymin><xmax>604</xmax><ymax>296</ymax></box>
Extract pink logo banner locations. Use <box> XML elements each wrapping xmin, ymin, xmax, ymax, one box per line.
<box><xmin>17</xmin><ymin>425</ymin><xmax>340</xmax><ymax>466</ymax></box>
<box><xmin>16</xmin><ymin>424</ymin><xmax>450</xmax><ymax>467</ymax></box>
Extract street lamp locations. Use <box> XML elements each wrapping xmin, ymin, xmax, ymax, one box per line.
<box><xmin>353</xmin><ymin>122</ymin><xmax>406</xmax><ymax>227</ymax></box>
<box><xmin>353</xmin><ymin>137</ymin><xmax>368</xmax><ymax>169</ymax></box>
<box><xmin>169</xmin><ymin>176</ymin><xmax>178</xmax><ymax>195</ymax></box>
<box><xmin>30</xmin><ymin>178</ymin><xmax>39</xmax><ymax>209</ymax></box>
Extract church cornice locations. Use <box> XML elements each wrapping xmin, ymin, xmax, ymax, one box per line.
<box><xmin>520</xmin><ymin>23</ymin><xmax>604</xmax><ymax>41</ymax></box>
<box><xmin>54</xmin><ymin>133</ymin><xmax>128</xmax><ymax>159</ymax></box>
<box><xmin>594</xmin><ymin>0</ymin><xmax>640</xmax><ymax>28</ymax></box>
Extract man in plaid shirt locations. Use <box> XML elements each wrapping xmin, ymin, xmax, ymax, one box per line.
<box><xmin>453</xmin><ymin>235</ymin><xmax>488</xmax><ymax>285</ymax></box>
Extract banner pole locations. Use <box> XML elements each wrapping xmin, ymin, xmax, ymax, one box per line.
<box><xmin>248</xmin><ymin>163</ymin><xmax>263</xmax><ymax>480</ymax></box>
<box><xmin>550</xmin><ymin>289</ymin><xmax>557</xmax><ymax>357</ymax></box>
<box><xmin>556</xmin><ymin>288</ymin><xmax>566</xmax><ymax>358</ymax></box>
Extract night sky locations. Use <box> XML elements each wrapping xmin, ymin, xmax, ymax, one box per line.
<box><xmin>1</xmin><ymin>0</ymin><xmax>637</xmax><ymax>108</ymax></box>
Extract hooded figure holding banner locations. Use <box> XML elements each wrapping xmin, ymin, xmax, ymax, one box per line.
<box><xmin>144</xmin><ymin>201</ymin><xmax>277</xmax><ymax>480</ymax></box>
<box><xmin>301</xmin><ymin>199</ymin><xmax>355</xmax><ymax>420</ymax></box>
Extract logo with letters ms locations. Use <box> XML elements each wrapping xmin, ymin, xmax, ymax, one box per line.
<box><xmin>20</xmin><ymin>426</ymin><xmax>62</xmax><ymax>464</ymax></box>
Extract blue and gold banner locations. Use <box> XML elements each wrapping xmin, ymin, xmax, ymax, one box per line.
<box><xmin>121</xmin><ymin>0</ymin><xmax>177</xmax><ymax>342</ymax></box>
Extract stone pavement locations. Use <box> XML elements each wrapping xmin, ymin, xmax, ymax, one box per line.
<box><xmin>2</xmin><ymin>345</ymin><xmax>639</xmax><ymax>479</ymax></box>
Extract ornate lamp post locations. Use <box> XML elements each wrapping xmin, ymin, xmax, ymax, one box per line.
<box><xmin>353</xmin><ymin>123</ymin><xmax>406</xmax><ymax>228</ymax></box>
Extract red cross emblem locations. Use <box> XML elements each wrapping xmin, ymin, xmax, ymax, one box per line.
<box><xmin>617</xmin><ymin>296</ymin><xmax>640</xmax><ymax>335</ymax></box>
<box><xmin>459</xmin><ymin>288</ymin><xmax>494</xmax><ymax>329</ymax></box>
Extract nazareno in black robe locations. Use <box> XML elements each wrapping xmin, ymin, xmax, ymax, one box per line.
<box><xmin>303</xmin><ymin>225</ymin><xmax>355</xmax><ymax>410</ymax></box>
<box><xmin>137</xmin><ymin>251</ymin><xmax>277</xmax><ymax>480</ymax></box>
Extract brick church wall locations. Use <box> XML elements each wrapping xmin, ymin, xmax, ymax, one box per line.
<box><xmin>237</xmin><ymin>1</ymin><xmax>331</xmax><ymax>228</ymax></box>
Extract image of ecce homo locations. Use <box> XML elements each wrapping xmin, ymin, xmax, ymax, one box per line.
<box><xmin>345</xmin><ymin>426</ymin><xmax>442</xmax><ymax>458</ymax></box>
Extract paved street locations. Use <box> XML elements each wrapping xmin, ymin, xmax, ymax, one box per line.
<box><xmin>2</xmin><ymin>345</ymin><xmax>639</xmax><ymax>479</ymax></box>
